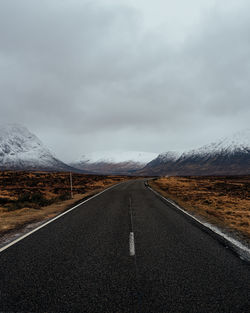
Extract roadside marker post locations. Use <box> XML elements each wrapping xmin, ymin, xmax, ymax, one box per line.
<box><xmin>70</xmin><ymin>172</ymin><xmax>73</xmax><ymax>198</ymax></box>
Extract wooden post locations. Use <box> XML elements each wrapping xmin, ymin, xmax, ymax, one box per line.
<box><xmin>70</xmin><ymin>172</ymin><xmax>73</xmax><ymax>199</ymax></box>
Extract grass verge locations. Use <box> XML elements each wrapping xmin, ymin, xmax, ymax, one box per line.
<box><xmin>0</xmin><ymin>171</ymin><xmax>130</xmax><ymax>236</ymax></box>
<box><xmin>149</xmin><ymin>176</ymin><xmax>250</xmax><ymax>243</ymax></box>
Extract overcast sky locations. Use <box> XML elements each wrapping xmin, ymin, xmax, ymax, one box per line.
<box><xmin>0</xmin><ymin>0</ymin><xmax>249</xmax><ymax>162</ymax></box>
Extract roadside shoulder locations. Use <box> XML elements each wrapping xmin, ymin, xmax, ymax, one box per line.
<box><xmin>147</xmin><ymin>181</ymin><xmax>250</xmax><ymax>263</ymax></box>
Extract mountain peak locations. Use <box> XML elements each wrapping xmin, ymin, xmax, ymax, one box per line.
<box><xmin>219</xmin><ymin>128</ymin><xmax>250</xmax><ymax>152</ymax></box>
<box><xmin>183</xmin><ymin>128</ymin><xmax>250</xmax><ymax>158</ymax></box>
<box><xmin>0</xmin><ymin>124</ymin><xmax>75</xmax><ymax>172</ymax></box>
<box><xmin>0</xmin><ymin>123</ymin><xmax>33</xmax><ymax>137</ymax></box>
<box><xmin>140</xmin><ymin>129</ymin><xmax>250</xmax><ymax>176</ymax></box>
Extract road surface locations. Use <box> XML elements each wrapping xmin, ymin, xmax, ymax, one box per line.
<box><xmin>0</xmin><ymin>180</ymin><xmax>249</xmax><ymax>312</ymax></box>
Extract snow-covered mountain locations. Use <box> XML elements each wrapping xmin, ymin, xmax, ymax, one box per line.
<box><xmin>147</xmin><ymin>151</ymin><xmax>181</xmax><ymax>165</ymax></box>
<box><xmin>70</xmin><ymin>150</ymin><xmax>158</xmax><ymax>175</ymax></box>
<box><xmin>140</xmin><ymin>151</ymin><xmax>181</xmax><ymax>175</ymax></box>
<box><xmin>2</xmin><ymin>123</ymin><xmax>248</xmax><ymax>175</ymax></box>
<box><xmin>140</xmin><ymin>129</ymin><xmax>250</xmax><ymax>176</ymax></box>
<box><xmin>0</xmin><ymin>124</ymin><xmax>77</xmax><ymax>172</ymax></box>
<box><xmin>181</xmin><ymin>129</ymin><xmax>250</xmax><ymax>159</ymax></box>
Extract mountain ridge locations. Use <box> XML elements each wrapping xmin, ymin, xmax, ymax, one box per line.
<box><xmin>140</xmin><ymin>129</ymin><xmax>250</xmax><ymax>176</ymax></box>
<box><xmin>0</xmin><ymin>124</ymin><xmax>80</xmax><ymax>172</ymax></box>
<box><xmin>0</xmin><ymin>124</ymin><xmax>249</xmax><ymax>175</ymax></box>
<box><xmin>70</xmin><ymin>150</ymin><xmax>158</xmax><ymax>175</ymax></box>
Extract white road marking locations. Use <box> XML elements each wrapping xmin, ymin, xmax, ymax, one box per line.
<box><xmin>129</xmin><ymin>196</ymin><xmax>136</xmax><ymax>257</ymax></box>
<box><xmin>129</xmin><ymin>232</ymin><xmax>135</xmax><ymax>256</ymax></box>
<box><xmin>129</xmin><ymin>196</ymin><xmax>134</xmax><ymax>231</ymax></box>
<box><xmin>148</xmin><ymin>186</ymin><xmax>250</xmax><ymax>262</ymax></box>
<box><xmin>0</xmin><ymin>182</ymin><xmax>123</xmax><ymax>254</ymax></box>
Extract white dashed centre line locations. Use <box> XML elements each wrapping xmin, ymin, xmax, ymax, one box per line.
<box><xmin>129</xmin><ymin>232</ymin><xmax>135</xmax><ymax>256</ymax></box>
<box><xmin>129</xmin><ymin>196</ymin><xmax>136</xmax><ymax>257</ymax></box>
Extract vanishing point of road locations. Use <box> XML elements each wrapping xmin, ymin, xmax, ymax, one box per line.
<box><xmin>0</xmin><ymin>180</ymin><xmax>249</xmax><ymax>312</ymax></box>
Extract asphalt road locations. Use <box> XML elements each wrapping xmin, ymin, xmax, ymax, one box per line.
<box><xmin>0</xmin><ymin>180</ymin><xmax>249</xmax><ymax>312</ymax></box>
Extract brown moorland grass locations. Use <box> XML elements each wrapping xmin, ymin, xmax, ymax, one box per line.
<box><xmin>149</xmin><ymin>176</ymin><xmax>250</xmax><ymax>242</ymax></box>
<box><xmin>0</xmin><ymin>171</ymin><xmax>131</xmax><ymax>236</ymax></box>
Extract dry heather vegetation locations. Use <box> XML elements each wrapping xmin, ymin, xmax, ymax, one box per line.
<box><xmin>0</xmin><ymin>171</ymin><xmax>130</xmax><ymax>236</ymax></box>
<box><xmin>150</xmin><ymin>176</ymin><xmax>250</xmax><ymax>242</ymax></box>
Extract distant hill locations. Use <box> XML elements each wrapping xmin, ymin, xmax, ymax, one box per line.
<box><xmin>70</xmin><ymin>150</ymin><xmax>158</xmax><ymax>175</ymax></box>
<box><xmin>2</xmin><ymin>124</ymin><xmax>248</xmax><ymax>176</ymax></box>
<box><xmin>140</xmin><ymin>129</ymin><xmax>250</xmax><ymax>176</ymax></box>
<box><xmin>0</xmin><ymin>124</ymin><xmax>79</xmax><ymax>172</ymax></box>
<box><xmin>140</xmin><ymin>151</ymin><xmax>181</xmax><ymax>176</ymax></box>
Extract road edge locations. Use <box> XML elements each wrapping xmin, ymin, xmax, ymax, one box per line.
<box><xmin>0</xmin><ymin>181</ymin><xmax>123</xmax><ymax>253</ymax></box>
<box><xmin>147</xmin><ymin>183</ymin><xmax>250</xmax><ymax>263</ymax></box>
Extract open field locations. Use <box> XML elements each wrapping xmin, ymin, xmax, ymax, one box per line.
<box><xmin>0</xmin><ymin>171</ymin><xmax>131</xmax><ymax>236</ymax></box>
<box><xmin>149</xmin><ymin>176</ymin><xmax>250</xmax><ymax>242</ymax></box>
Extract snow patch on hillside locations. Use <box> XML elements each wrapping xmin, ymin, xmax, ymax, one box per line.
<box><xmin>77</xmin><ymin>150</ymin><xmax>158</xmax><ymax>164</ymax></box>
<box><xmin>0</xmin><ymin>124</ymin><xmax>53</xmax><ymax>160</ymax></box>
<box><xmin>0</xmin><ymin>123</ymin><xmax>68</xmax><ymax>170</ymax></box>
<box><xmin>182</xmin><ymin>129</ymin><xmax>250</xmax><ymax>158</ymax></box>
<box><xmin>157</xmin><ymin>151</ymin><xmax>182</xmax><ymax>161</ymax></box>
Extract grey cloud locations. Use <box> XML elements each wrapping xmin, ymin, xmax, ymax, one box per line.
<box><xmin>0</xmin><ymin>0</ymin><xmax>249</xmax><ymax>161</ymax></box>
